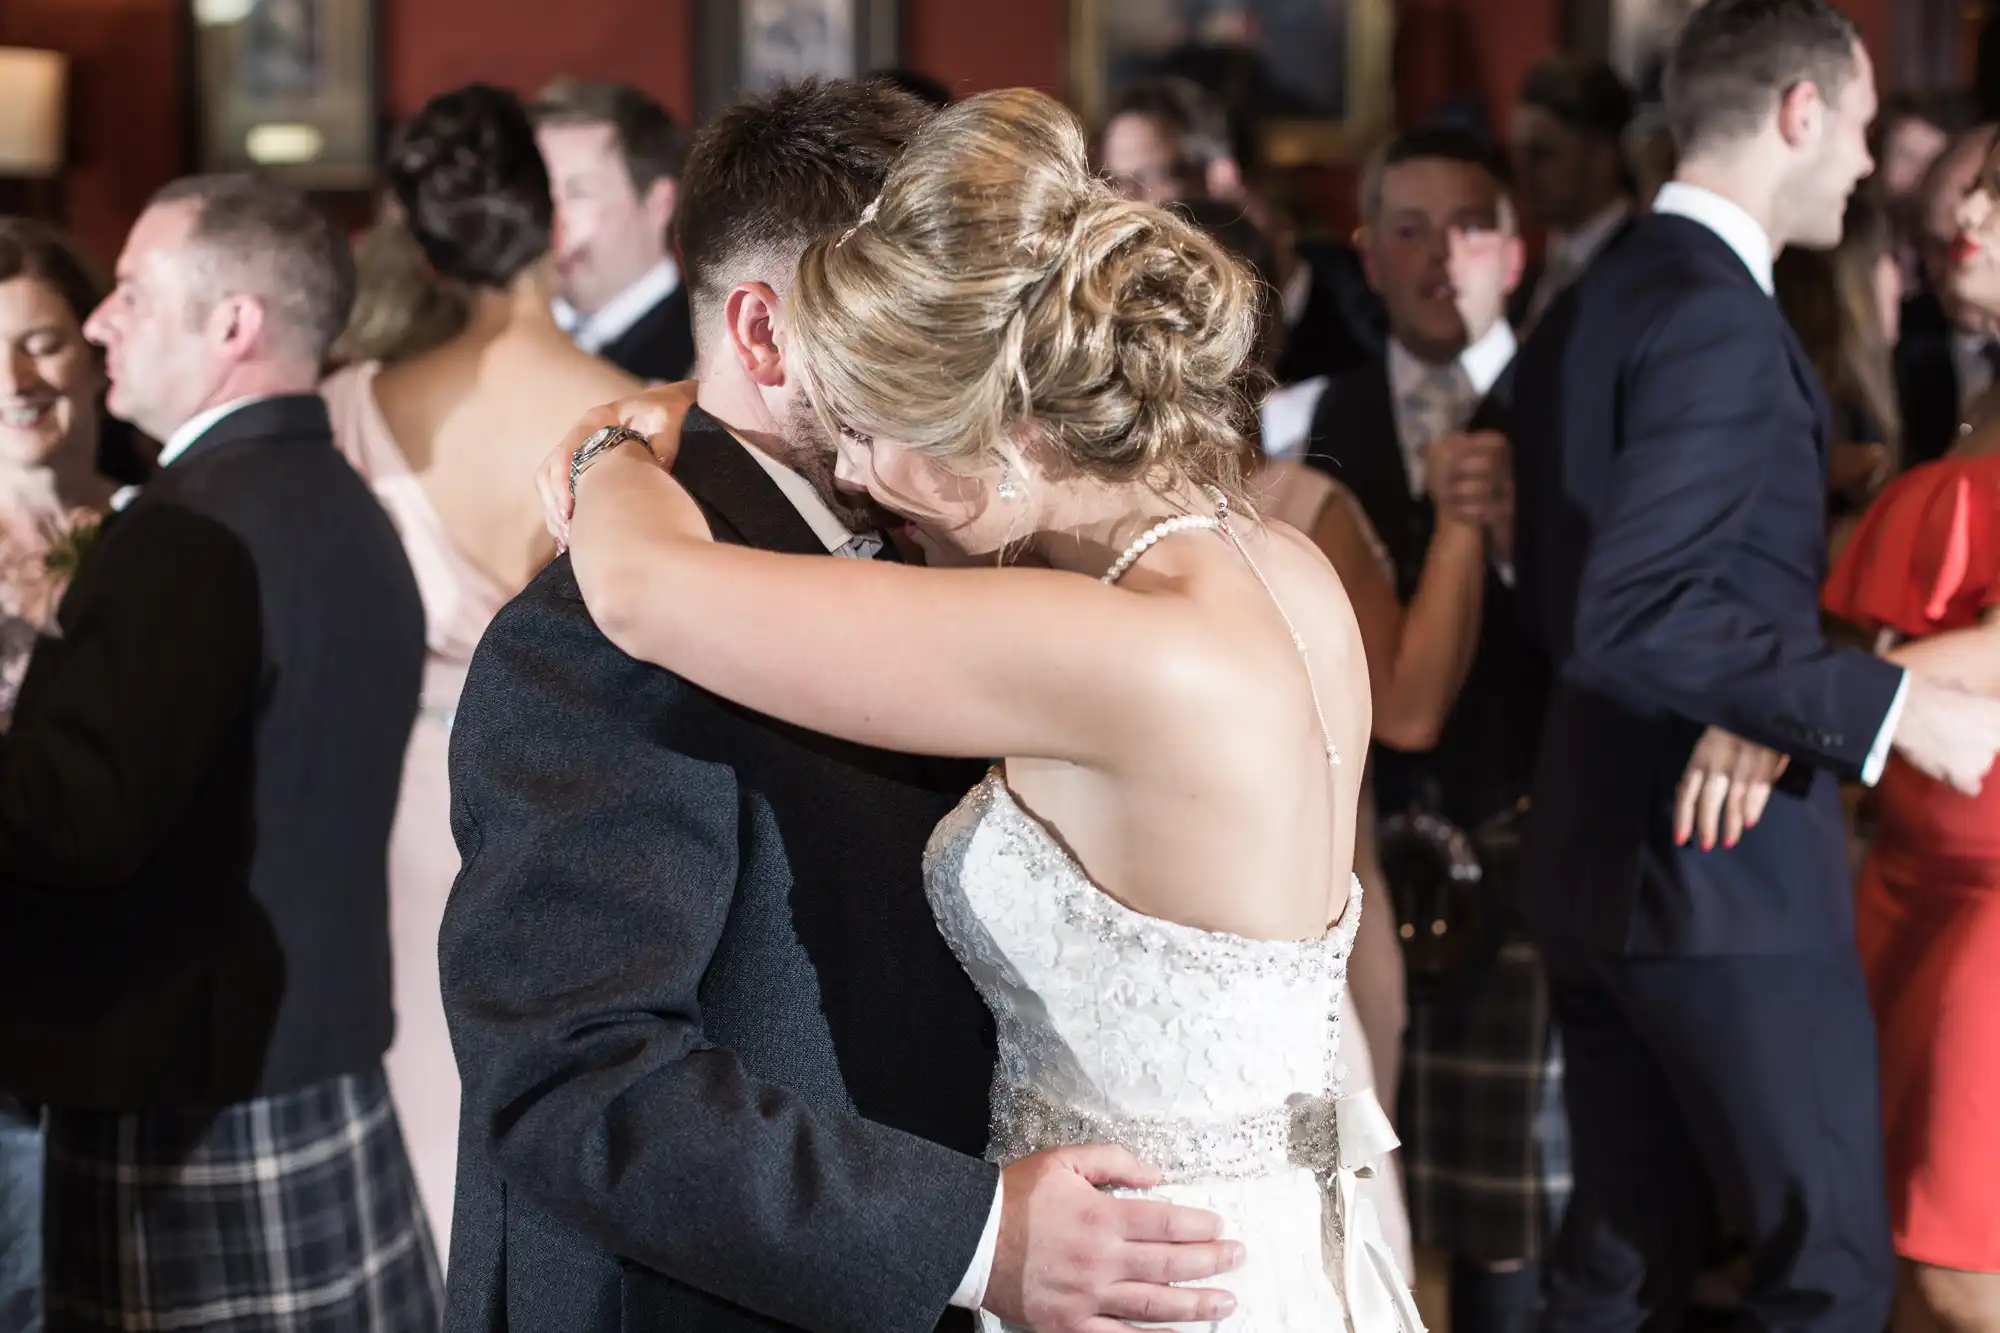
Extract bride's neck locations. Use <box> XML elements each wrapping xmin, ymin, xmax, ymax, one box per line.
<box><xmin>1026</xmin><ymin>477</ymin><xmax>1220</xmax><ymax>579</ymax></box>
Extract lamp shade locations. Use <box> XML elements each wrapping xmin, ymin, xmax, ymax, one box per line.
<box><xmin>0</xmin><ymin>48</ymin><xmax>67</xmax><ymax>177</ymax></box>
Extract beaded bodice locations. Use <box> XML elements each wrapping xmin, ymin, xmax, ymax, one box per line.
<box><xmin>923</xmin><ymin>773</ymin><xmax>1362</xmax><ymax>1176</ymax></box>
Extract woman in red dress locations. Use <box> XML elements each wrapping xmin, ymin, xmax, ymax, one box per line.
<box><xmin>1823</xmin><ymin>135</ymin><xmax>2000</xmax><ymax>1333</ymax></box>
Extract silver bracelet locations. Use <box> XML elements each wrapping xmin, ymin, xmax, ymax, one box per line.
<box><xmin>569</xmin><ymin>425</ymin><xmax>659</xmax><ymax>497</ymax></box>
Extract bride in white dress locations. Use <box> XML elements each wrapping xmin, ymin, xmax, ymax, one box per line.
<box><xmin>543</xmin><ymin>87</ymin><xmax>1422</xmax><ymax>1333</ymax></box>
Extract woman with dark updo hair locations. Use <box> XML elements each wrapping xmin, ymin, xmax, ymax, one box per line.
<box><xmin>320</xmin><ymin>82</ymin><xmax>640</xmax><ymax>1252</ymax></box>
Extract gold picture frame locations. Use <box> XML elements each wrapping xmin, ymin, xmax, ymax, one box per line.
<box><xmin>187</xmin><ymin>0</ymin><xmax>380</xmax><ymax>189</ymax></box>
<box><xmin>1068</xmin><ymin>0</ymin><xmax>1395</xmax><ymax>168</ymax></box>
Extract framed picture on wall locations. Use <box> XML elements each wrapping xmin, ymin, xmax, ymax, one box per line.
<box><xmin>186</xmin><ymin>0</ymin><xmax>380</xmax><ymax>188</ymax></box>
<box><xmin>1069</xmin><ymin>0</ymin><xmax>1395</xmax><ymax>167</ymax></box>
<box><xmin>695</xmin><ymin>0</ymin><xmax>901</xmax><ymax>124</ymax></box>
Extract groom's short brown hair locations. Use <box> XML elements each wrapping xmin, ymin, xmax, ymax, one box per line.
<box><xmin>675</xmin><ymin>78</ymin><xmax>933</xmax><ymax>338</ymax></box>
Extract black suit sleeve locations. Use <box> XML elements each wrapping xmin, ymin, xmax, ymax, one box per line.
<box><xmin>441</xmin><ymin>564</ymin><xmax>995</xmax><ymax>1333</ymax></box>
<box><xmin>0</xmin><ymin>504</ymin><xmax>261</xmax><ymax>885</ymax></box>
<box><xmin>1569</xmin><ymin>286</ymin><xmax>1903</xmax><ymax>776</ymax></box>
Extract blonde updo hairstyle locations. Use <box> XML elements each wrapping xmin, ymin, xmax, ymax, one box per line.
<box><xmin>789</xmin><ymin>88</ymin><xmax>1264</xmax><ymax>507</ymax></box>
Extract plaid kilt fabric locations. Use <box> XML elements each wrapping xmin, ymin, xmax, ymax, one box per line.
<box><xmin>42</xmin><ymin>1068</ymin><xmax>441</xmax><ymax>1332</ymax></box>
<box><xmin>1399</xmin><ymin>938</ymin><xmax>1572</xmax><ymax>1264</ymax></box>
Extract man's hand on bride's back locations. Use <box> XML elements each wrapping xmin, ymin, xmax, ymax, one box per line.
<box><xmin>537</xmin><ymin>380</ymin><xmax>698</xmax><ymax>548</ymax></box>
<box><xmin>984</xmin><ymin>1144</ymin><xmax>1242</xmax><ymax>1330</ymax></box>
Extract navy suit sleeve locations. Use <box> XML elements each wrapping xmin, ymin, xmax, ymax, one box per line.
<box><xmin>439</xmin><ymin>560</ymin><xmax>994</xmax><ymax>1333</ymax></box>
<box><xmin>1568</xmin><ymin>287</ymin><xmax>1903</xmax><ymax>777</ymax></box>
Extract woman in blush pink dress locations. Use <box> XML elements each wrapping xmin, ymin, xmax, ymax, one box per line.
<box><xmin>322</xmin><ymin>85</ymin><xmax>640</xmax><ymax>1253</ymax></box>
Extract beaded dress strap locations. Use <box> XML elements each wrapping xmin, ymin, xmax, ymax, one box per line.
<box><xmin>1100</xmin><ymin>487</ymin><xmax>1341</xmax><ymax>770</ymax></box>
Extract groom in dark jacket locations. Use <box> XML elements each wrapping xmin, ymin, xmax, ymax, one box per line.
<box><xmin>441</xmin><ymin>79</ymin><xmax>1242</xmax><ymax>1333</ymax></box>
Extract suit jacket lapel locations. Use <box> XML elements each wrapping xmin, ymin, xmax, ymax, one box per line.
<box><xmin>671</xmin><ymin>408</ymin><xmax>829</xmax><ymax>557</ymax></box>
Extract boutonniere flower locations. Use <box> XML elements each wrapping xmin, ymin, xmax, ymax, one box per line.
<box><xmin>41</xmin><ymin>510</ymin><xmax>102</xmax><ymax>586</ymax></box>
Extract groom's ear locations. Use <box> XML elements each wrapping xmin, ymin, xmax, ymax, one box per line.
<box><xmin>722</xmin><ymin>282</ymin><xmax>787</xmax><ymax>389</ymax></box>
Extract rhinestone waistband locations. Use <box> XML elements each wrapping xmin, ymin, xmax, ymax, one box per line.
<box><xmin>987</xmin><ymin>1082</ymin><xmax>1342</xmax><ymax>1185</ymax></box>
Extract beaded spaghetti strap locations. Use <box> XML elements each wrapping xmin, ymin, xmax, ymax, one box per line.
<box><xmin>1099</xmin><ymin>486</ymin><xmax>1341</xmax><ymax>770</ymax></box>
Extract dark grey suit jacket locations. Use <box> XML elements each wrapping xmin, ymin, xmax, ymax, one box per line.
<box><xmin>440</xmin><ymin>409</ymin><xmax>998</xmax><ymax>1333</ymax></box>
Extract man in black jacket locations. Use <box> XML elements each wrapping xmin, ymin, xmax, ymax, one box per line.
<box><xmin>0</xmin><ymin>174</ymin><xmax>434</xmax><ymax>1329</ymax></box>
<box><xmin>1510</xmin><ymin>4</ymin><xmax>2000</xmax><ymax>1328</ymax></box>
<box><xmin>535</xmin><ymin>78</ymin><xmax>696</xmax><ymax>382</ymax></box>
<box><xmin>441</xmin><ymin>79</ymin><xmax>1240</xmax><ymax>1333</ymax></box>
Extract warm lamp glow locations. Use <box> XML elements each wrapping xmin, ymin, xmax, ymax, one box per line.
<box><xmin>246</xmin><ymin>123</ymin><xmax>327</xmax><ymax>166</ymax></box>
<box><xmin>0</xmin><ymin>48</ymin><xmax>66</xmax><ymax>178</ymax></box>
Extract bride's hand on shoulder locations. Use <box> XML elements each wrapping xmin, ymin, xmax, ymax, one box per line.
<box><xmin>538</xmin><ymin>380</ymin><xmax>700</xmax><ymax>548</ymax></box>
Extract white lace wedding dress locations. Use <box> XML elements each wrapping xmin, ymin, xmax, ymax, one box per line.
<box><xmin>922</xmin><ymin>496</ymin><xmax>1425</xmax><ymax>1333</ymax></box>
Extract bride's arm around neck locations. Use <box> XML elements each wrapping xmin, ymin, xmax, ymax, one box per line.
<box><xmin>569</xmin><ymin>445</ymin><xmax>1280</xmax><ymax>768</ymax></box>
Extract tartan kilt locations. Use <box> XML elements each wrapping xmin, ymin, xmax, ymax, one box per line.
<box><xmin>42</xmin><ymin>1068</ymin><xmax>441</xmax><ymax>1332</ymax></box>
<box><xmin>1398</xmin><ymin>937</ymin><xmax>1572</xmax><ymax>1264</ymax></box>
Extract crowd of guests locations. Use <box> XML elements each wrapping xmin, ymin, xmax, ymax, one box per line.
<box><xmin>0</xmin><ymin>1</ymin><xmax>1998</xmax><ymax>1329</ymax></box>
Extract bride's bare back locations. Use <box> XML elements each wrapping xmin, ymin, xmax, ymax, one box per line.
<box><xmin>1000</xmin><ymin>514</ymin><xmax>1370</xmax><ymax>944</ymax></box>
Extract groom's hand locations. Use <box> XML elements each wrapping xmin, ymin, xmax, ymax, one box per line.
<box><xmin>983</xmin><ymin>1145</ymin><xmax>1242</xmax><ymax>1331</ymax></box>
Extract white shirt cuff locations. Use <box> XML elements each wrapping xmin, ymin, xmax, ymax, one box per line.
<box><xmin>948</xmin><ymin>1177</ymin><xmax>1005</xmax><ymax>1310</ymax></box>
<box><xmin>1862</xmin><ymin>669</ymin><xmax>1910</xmax><ymax>788</ymax></box>
<box><xmin>1492</xmin><ymin>557</ymin><xmax>1516</xmax><ymax>588</ymax></box>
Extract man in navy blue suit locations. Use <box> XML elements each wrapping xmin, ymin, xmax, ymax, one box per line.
<box><xmin>1508</xmin><ymin>2</ymin><xmax>2000</xmax><ymax>1329</ymax></box>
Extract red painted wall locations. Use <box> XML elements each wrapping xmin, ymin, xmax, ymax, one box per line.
<box><xmin>383</xmin><ymin>0</ymin><xmax>695</xmax><ymax>123</ymax></box>
<box><xmin>5</xmin><ymin>0</ymin><xmax>1901</xmax><ymax>264</ymax></box>
<box><xmin>906</xmin><ymin>3</ymin><xmax>1065</xmax><ymax>98</ymax></box>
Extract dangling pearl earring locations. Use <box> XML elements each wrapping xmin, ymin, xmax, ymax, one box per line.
<box><xmin>996</xmin><ymin>466</ymin><xmax>1021</xmax><ymax>502</ymax></box>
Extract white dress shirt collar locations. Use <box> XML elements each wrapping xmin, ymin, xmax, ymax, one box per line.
<box><xmin>1259</xmin><ymin>374</ymin><xmax>1331</xmax><ymax>461</ymax></box>
<box><xmin>556</xmin><ymin>257</ymin><xmax>681</xmax><ymax>355</ymax></box>
<box><xmin>1388</xmin><ymin>318</ymin><xmax>1517</xmax><ymax>404</ymax></box>
<box><xmin>1652</xmin><ymin>182</ymin><xmax>1775</xmax><ymax>294</ymax></box>
<box><xmin>1457</xmin><ymin>318</ymin><xmax>1517</xmax><ymax>399</ymax></box>
<box><xmin>157</xmin><ymin>394</ymin><xmax>281</xmax><ymax>470</ymax></box>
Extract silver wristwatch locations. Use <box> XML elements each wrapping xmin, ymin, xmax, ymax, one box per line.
<box><xmin>569</xmin><ymin>425</ymin><xmax>658</xmax><ymax>496</ymax></box>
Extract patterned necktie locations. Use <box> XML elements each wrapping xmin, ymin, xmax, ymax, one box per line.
<box><xmin>1401</xmin><ymin>365</ymin><xmax>1471</xmax><ymax>495</ymax></box>
<box><xmin>836</xmin><ymin>532</ymin><xmax>885</xmax><ymax>561</ymax></box>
